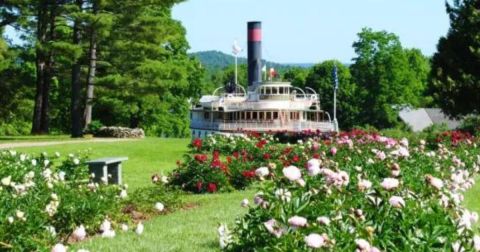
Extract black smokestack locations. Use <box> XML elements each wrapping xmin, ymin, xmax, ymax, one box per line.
<box><xmin>247</xmin><ymin>21</ymin><xmax>262</xmax><ymax>86</ymax></box>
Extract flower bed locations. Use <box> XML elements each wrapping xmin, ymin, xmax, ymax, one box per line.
<box><xmin>0</xmin><ymin>150</ymin><xmax>180</xmax><ymax>251</ymax></box>
<box><xmin>214</xmin><ymin>132</ymin><xmax>480</xmax><ymax>251</ymax></box>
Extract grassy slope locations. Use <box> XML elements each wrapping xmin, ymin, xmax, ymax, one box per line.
<box><xmin>12</xmin><ymin>138</ymin><xmax>251</xmax><ymax>251</ymax></box>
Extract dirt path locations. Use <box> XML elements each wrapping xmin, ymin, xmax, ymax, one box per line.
<box><xmin>0</xmin><ymin>138</ymin><xmax>137</xmax><ymax>149</ymax></box>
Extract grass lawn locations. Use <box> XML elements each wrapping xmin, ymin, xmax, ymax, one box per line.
<box><xmin>12</xmin><ymin>138</ymin><xmax>252</xmax><ymax>251</ymax></box>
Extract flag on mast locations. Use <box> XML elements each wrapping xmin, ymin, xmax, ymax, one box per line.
<box><xmin>332</xmin><ymin>64</ymin><xmax>339</xmax><ymax>90</ymax></box>
<box><xmin>232</xmin><ymin>40</ymin><xmax>242</xmax><ymax>55</ymax></box>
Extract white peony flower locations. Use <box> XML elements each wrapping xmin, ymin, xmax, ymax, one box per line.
<box><xmin>1</xmin><ymin>176</ymin><xmax>11</xmax><ymax>186</ymax></box>
<box><xmin>101</xmin><ymin>229</ymin><xmax>115</xmax><ymax>238</ymax></box>
<box><xmin>100</xmin><ymin>219</ymin><xmax>111</xmax><ymax>232</ymax></box>
<box><xmin>316</xmin><ymin>216</ymin><xmax>330</xmax><ymax>226</ymax></box>
<box><xmin>155</xmin><ymin>202</ymin><xmax>165</xmax><ymax>212</ymax></box>
<box><xmin>282</xmin><ymin>166</ymin><xmax>302</xmax><ymax>181</ymax></box>
<box><xmin>381</xmin><ymin>178</ymin><xmax>399</xmax><ymax>190</ymax></box>
<box><xmin>73</xmin><ymin>158</ymin><xmax>80</xmax><ymax>165</ymax></box>
<box><xmin>263</xmin><ymin>219</ymin><xmax>285</xmax><ymax>238</ymax></box>
<box><xmin>121</xmin><ymin>223</ymin><xmax>129</xmax><ymax>231</ymax></box>
<box><xmin>357</xmin><ymin>179</ymin><xmax>372</xmax><ymax>191</ymax></box>
<box><xmin>388</xmin><ymin>196</ymin><xmax>405</xmax><ymax>208</ymax></box>
<box><xmin>7</xmin><ymin>216</ymin><xmax>14</xmax><ymax>224</ymax></box>
<box><xmin>51</xmin><ymin>243</ymin><xmax>66</xmax><ymax>252</ymax></box>
<box><xmin>240</xmin><ymin>199</ymin><xmax>249</xmax><ymax>208</ymax></box>
<box><xmin>135</xmin><ymin>222</ymin><xmax>144</xmax><ymax>235</ymax></box>
<box><xmin>473</xmin><ymin>235</ymin><xmax>480</xmax><ymax>251</ymax></box>
<box><xmin>288</xmin><ymin>216</ymin><xmax>308</xmax><ymax>228</ymax></box>
<box><xmin>31</xmin><ymin>159</ymin><xmax>37</xmax><ymax>166</ymax></box>
<box><xmin>72</xmin><ymin>225</ymin><xmax>87</xmax><ymax>241</ymax></box>
<box><xmin>304</xmin><ymin>233</ymin><xmax>326</xmax><ymax>248</ymax></box>
<box><xmin>255</xmin><ymin>167</ymin><xmax>269</xmax><ymax>178</ymax></box>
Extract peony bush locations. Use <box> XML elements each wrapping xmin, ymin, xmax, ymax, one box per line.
<box><xmin>213</xmin><ymin>131</ymin><xmax>480</xmax><ymax>251</ymax></box>
<box><xmin>0</xmin><ymin>150</ymin><xmax>180</xmax><ymax>251</ymax></box>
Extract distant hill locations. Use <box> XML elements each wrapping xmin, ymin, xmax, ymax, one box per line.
<box><xmin>190</xmin><ymin>50</ymin><xmax>313</xmax><ymax>73</ymax></box>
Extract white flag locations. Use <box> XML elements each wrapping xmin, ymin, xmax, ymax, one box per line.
<box><xmin>232</xmin><ymin>40</ymin><xmax>242</xmax><ymax>55</ymax></box>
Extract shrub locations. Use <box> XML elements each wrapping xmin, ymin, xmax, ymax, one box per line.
<box><xmin>84</xmin><ymin>120</ymin><xmax>104</xmax><ymax>135</ymax></box>
<box><xmin>460</xmin><ymin>115</ymin><xmax>480</xmax><ymax>136</ymax></box>
<box><xmin>0</xmin><ymin>150</ymin><xmax>123</xmax><ymax>250</ymax></box>
<box><xmin>221</xmin><ymin>133</ymin><xmax>480</xmax><ymax>251</ymax></box>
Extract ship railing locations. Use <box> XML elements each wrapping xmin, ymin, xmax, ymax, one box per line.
<box><xmin>190</xmin><ymin>121</ymin><xmax>335</xmax><ymax>132</ymax></box>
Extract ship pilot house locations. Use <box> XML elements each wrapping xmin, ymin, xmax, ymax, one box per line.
<box><xmin>190</xmin><ymin>21</ymin><xmax>336</xmax><ymax>138</ymax></box>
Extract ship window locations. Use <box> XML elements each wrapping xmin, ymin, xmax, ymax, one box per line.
<box><xmin>253</xmin><ymin>112</ymin><xmax>257</xmax><ymax>120</ymax></box>
<box><xmin>246</xmin><ymin>112</ymin><xmax>251</xmax><ymax>120</ymax></box>
<box><xmin>273</xmin><ymin>112</ymin><xmax>278</xmax><ymax>119</ymax></box>
<box><xmin>266</xmin><ymin>112</ymin><xmax>272</xmax><ymax>120</ymax></box>
<box><xmin>272</xmin><ymin>87</ymin><xmax>277</xmax><ymax>94</ymax></box>
<box><xmin>279</xmin><ymin>87</ymin><xmax>284</xmax><ymax>94</ymax></box>
<box><xmin>266</xmin><ymin>87</ymin><xmax>271</xmax><ymax>95</ymax></box>
<box><xmin>259</xmin><ymin>112</ymin><xmax>264</xmax><ymax>120</ymax></box>
<box><xmin>204</xmin><ymin>112</ymin><xmax>210</xmax><ymax>119</ymax></box>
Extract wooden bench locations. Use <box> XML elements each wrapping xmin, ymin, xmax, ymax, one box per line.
<box><xmin>86</xmin><ymin>157</ymin><xmax>128</xmax><ymax>185</ymax></box>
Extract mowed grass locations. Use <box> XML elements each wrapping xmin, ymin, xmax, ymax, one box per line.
<box><xmin>11</xmin><ymin>138</ymin><xmax>251</xmax><ymax>251</ymax></box>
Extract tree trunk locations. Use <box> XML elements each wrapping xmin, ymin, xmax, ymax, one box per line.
<box><xmin>71</xmin><ymin>0</ymin><xmax>83</xmax><ymax>137</ymax></box>
<box><xmin>84</xmin><ymin>1</ymin><xmax>98</xmax><ymax>128</ymax></box>
<box><xmin>31</xmin><ymin>1</ymin><xmax>48</xmax><ymax>134</ymax></box>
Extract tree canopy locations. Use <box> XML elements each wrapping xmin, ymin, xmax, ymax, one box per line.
<box><xmin>430</xmin><ymin>0</ymin><xmax>480</xmax><ymax>117</ymax></box>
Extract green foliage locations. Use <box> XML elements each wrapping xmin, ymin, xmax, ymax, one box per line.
<box><xmin>305</xmin><ymin>60</ymin><xmax>360</xmax><ymax>129</ymax></box>
<box><xmin>459</xmin><ymin>115</ymin><xmax>480</xmax><ymax>136</ymax></box>
<box><xmin>84</xmin><ymin>120</ymin><xmax>104</xmax><ymax>135</ymax></box>
<box><xmin>225</xmin><ymin>133</ymin><xmax>480</xmax><ymax>251</ymax></box>
<box><xmin>0</xmin><ymin>150</ymin><xmax>123</xmax><ymax>250</ymax></box>
<box><xmin>350</xmin><ymin>28</ymin><xmax>430</xmax><ymax>129</ymax></box>
<box><xmin>124</xmin><ymin>184</ymin><xmax>182</xmax><ymax>215</ymax></box>
<box><xmin>430</xmin><ymin>0</ymin><xmax>480</xmax><ymax>117</ymax></box>
<box><xmin>283</xmin><ymin>67</ymin><xmax>309</xmax><ymax>88</ymax></box>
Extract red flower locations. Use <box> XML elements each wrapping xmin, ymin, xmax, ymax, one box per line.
<box><xmin>256</xmin><ymin>139</ymin><xmax>268</xmax><ymax>149</ymax></box>
<box><xmin>194</xmin><ymin>154</ymin><xmax>208</xmax><ymax>163</ymax></box>
<box><xmin>242</xmin><ymin>170</ymin><xmax>256</xmax><ymax>178</ymax></box>
<box><xmin>227</xmin><ymin>156</ymin><xmax>232</xmax><ymax>163</ymax></box>
<box><xmin>196</xmin><ymin>181</ymin><xmax>203</xmax><ymax>192</ymax></box>
<box><xmin>233</xmin><ymin>152</ymin><xmax>239</xmax><ymax>158</ymax></box>
<box><xmin>207</xmin><ymin>183</ymin><xmax>217</xmax><ymax>193</ymax></box>
<box><xmin>313</xmin><ymin>153</ymin><xmax>320</xmax><ymax>159</ymax></box>
<box><xmin>292</xmin><ymin>155</ymin><xmax>300</xmax><ymax>163</ymax></box>
<box><xmin>213</xmin><ymin>150</ymin><xmax>220</xmax><ymax>160</ymax></box>
<box><xmin>263</xmin><ymin>153</ymin><xmax>271</xmax><ymax>160</ymax></box>
<box><xmin>192</xmin><ymin>138</ymin><xmax>202</xmax><ymax>150</ymax></box>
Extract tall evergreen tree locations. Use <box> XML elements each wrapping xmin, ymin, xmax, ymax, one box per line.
<box><xmin>430</xmin><ymin>0</ymin><xmax>480</xmax><ymax>117</ymax></box>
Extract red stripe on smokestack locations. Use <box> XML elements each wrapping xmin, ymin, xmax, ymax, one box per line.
<box><xmin>248</xmin><ymin>28</ymin><xmax>262</xmax><ymax>42</ymax></box>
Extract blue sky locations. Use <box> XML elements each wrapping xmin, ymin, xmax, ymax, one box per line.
<box><xmin>172</xmin><ymin>0</ymin><xmax>451</xmax><ymax>63</ymax></box>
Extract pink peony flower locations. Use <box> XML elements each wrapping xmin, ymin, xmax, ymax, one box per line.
<box><xmin>316</xmin><ymin>216</ymin><xmax>330</xmax><ymax>226</ymax></box>
<box><xmin>355</xmin><ymin>239</ymin><xmax>371</xmax><ymax>251</ymax></box>
<box><xmin>473</xmin><ymin>235</ymin><xmax>480</xmax><ymax>251</ymax></box>
<box><xmin>263</xmin><ymin>219</ymin><xmax>285</xmax><ymax>238</ymax></box>
<box><xmin>51</xmin><ymin>243</ymin><xmax>66</xmax><ymax>252</ymax></box>
<box><xmin>304</xmin><ymin>233</ymin><xmax>325</xmax><ymax>248</ymax></box>
<box><xmin>425</xmin><ymin>175</ymin><xmax>444</xmax><ymax>190</ymax></box>
<box><xmin>288</xmin><ymin>216</ymin><xmax>308</xmax><ymax>228</ymax></box>
<box><xmin>330</xmin><ymin>147</ymin><xmax>337</xmax><ymax>156</ymax></box>
<box><xmin>381</xmin><ymin>178</ymin><xmax>399</xmax><ymax>190</ymax></box>
<box><xmin>389</xmin><ymin>196</ymin><xmax>405</xmax><ymax>208</ymax></box>
<box><xmin>255</xmin><ymin>167</ymin><xmax>269</xmax><ymax>178</ymax></box>
<box><xmin>72</xmin><ymin>224</ymin><xmax>86</xmax><ymax>241</ymax></box>
<box><xmin>282</xmin><ymin>166</ymin><xmax>302</xmax><ymax>181</ymax></box>
<box><xmin>307</xmin><ymin>159</ymin><xmax>321</xmax><ymax>176</ymax></box>
<box><xmin>358</xmin><ymin>179</ymin><xmax>372</xmax><ymax>191</ymax></box>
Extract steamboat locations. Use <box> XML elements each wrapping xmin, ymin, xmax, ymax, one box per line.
<box><xmin>190</xmin><ymin>21</ymin><xmax>337</xmax><ymax>138</ymax></box>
